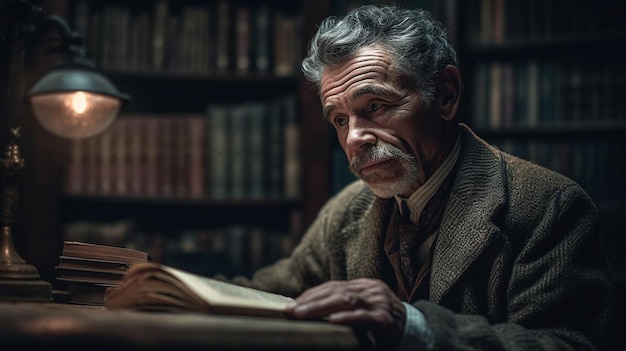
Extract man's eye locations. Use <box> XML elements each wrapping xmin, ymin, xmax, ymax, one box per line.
<box><xmin>369</xmin><ymin>103</ymin><xmax>383</xmax><ymax>112</ymax></box>
<box><xmin>334</xmin><ymin>116</ymin><xmax>348</xmax><ymax>127</ymax></box>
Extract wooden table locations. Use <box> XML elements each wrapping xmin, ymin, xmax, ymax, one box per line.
<box><xmin>0</xmin><ymin>302</ymin><xmax>366</xmax><ymax>350</ymax></box>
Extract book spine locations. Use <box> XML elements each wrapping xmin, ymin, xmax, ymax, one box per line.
<box><xmin>283</xmin><ymin>95</ymin><xmax>300</xmax><ymax>199</ymax></box>
<box><xmin>144</xmin><ymin>116</ymin><xmax>159</xmax><ymax>196</ymax></box>
<box><xmin>273</xmin><ymin>12</ymin><xmax>298</xmax><ymax>77</ymax></box>
<box><xmin>488</xmin><ymin>62</ymin><xmax>502</xmax><ymax>128</ymax></box>
<box><xmin>159</xmin><ymin>117</ymin><xmax>173</xmax><ymax>197</ymax></box>
<box><xmin>247</xmin><ymin>103</ymin><xmax>267</xmax><ymax>199</ymax></box>
<box><xmin>207</xmin><ymin>105</ymin><xmax>230</xmax><ymax>199</ymax></box>
<box><xmin>188</xmin><ymin>116</ymin><xmax>206</xmax><ymax>199</ymax></box>
<box><xmin>127</xmin><ymin>117</ymin><xmax>143</xmax><ymax>196</ymax></box>
<box><xmin>253</xmin><ymin>4</ymin><xmax>271</xmax><ymax>74</ymax></box>
<box><xmin>513</xmin><ymin>62</ymin><xmax>528</xmax><ymax>127</ymax></box>
<box><xmin>267</xmin><ymin>98</ymin><xmax>284</xmax><ymax>199</ymax></box>
<box><xmin>172</xmin><ymin>116</ymin><xmax>188</xmax><ymax>197</ymax></box>
<box><xmin>229</xmin><ymin>105</ymin><xmax>248</xmax><ymax>199</ymax></box>
<box><xmin>215</xmin><ymin>0</ymin><xmax>231</xmax><ymax>74</ymax></box>
<box><xmin>152</xmin><ymin>0</ymin><xmax>169</xmax><ymax>72</ymax></box>
<box><xmin>234</xmin><ymin>5</ymin><xmax>251</xmax><ymax>74</ymax></box>
<box><xmin>112</xmin><ymin>118</ymin><xmax>127</xmax><ymax>195</ymax></box>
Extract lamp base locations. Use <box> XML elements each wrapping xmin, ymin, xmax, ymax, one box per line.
<box><xmin>0</xmin><ymin>227</ymin><xmax>52</xmax><ymax>302</ymax></box>
<box><xmin>0</xmin><ymin>258</ymin><xmax>53</xmax><ymax>302</ymax></box>
<box><xmin>0</xmin><ymin>277</ymin><xmax>52</xmax><ymax>302</ymax></box>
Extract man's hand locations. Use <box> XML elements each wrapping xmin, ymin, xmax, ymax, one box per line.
<box><xmin>285</xmin><ymin>279</ymin><xmax>406</xmax><ymax>349</ymax></box>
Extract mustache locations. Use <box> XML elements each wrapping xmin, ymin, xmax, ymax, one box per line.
<box><xmin>349</xmin><ymin>143</ymin><xmax>415</xmax><ymax>175</ymax></box>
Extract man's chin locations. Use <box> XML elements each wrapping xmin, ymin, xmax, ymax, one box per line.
<box><xmin>364</xmin><ymin>180</ymin><xmax>410</xmax><ymax>198</ymax></box>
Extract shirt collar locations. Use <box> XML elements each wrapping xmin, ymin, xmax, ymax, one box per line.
<box><xmin>395</xmin><ymin>132</ymin><xmax>461</xmax><ymax>224</ymax></box>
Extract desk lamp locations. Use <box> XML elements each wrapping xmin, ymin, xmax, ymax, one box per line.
<box><xmin>0</xmin><ymin>3</ymin><xmax>130</xmax><ymax>301</ymax></box>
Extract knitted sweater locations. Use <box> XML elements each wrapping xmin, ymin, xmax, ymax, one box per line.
<box><xmin>238</xmin><ymin>124</ymin><xmax>613</xmax><ymax>350</ymax></box>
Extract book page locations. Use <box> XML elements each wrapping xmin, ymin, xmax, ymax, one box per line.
<box><xmin>160</xmin><ymin>265</ymin><xmax>294</xmax><ymax>310</ymax></box>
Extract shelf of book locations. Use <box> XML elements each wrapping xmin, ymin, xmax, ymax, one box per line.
<box><xmin>64</xmin><ymin>96</ymin><xmax>300</xmax><ymax>200</ymax></box>
<box><xmin>69</xmin><ymin>0</ymin><xmax>301</xmax><ymax>78</ymax></box>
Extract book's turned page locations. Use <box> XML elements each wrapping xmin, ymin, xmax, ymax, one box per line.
<box><xmin>104</xmin><ymin>262</ymin><xmax>294</xmax><ymax>318</ymax></box>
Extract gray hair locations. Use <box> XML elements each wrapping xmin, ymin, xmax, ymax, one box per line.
<box><xmin>301</xmin><ymin>5</ymin><xmax>458</xmax><ymax>106</ymax></box>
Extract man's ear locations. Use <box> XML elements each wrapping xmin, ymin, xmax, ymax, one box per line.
<box><xmin>437</xmin><ymin>65</ymin><xmax>462</xmax><ymax>121</ymax></box>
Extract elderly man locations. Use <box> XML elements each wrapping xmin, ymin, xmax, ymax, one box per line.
<box><xmin>235</xmin><ymin>5</ymin><xmax>613</xmax><ymax>350</ymax></box>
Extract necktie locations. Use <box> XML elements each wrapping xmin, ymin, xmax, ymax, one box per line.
<box><xmin>398</xmin><ymin>207</ymin><xmax>421</xmax><ymax>287</ymax></box>
<box><xmin>397</xmin><ymin>167</ymin><xmax>456</xmax><ymax>288</ymax></box>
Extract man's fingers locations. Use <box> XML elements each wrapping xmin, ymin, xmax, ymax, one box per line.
<box><xmin>288</xmin><ymin>290</ymin><xmax>365</xmax><ymax>319</ymax></box>
<box><xmin>286</xmin><ymin>279</ymin><xmax>398</xmax><ymax>320</ymax></box>
<box><xmin>294</xmin><ymin>279</ymin><xmax>371</xmax><ymax>303</ymax></box>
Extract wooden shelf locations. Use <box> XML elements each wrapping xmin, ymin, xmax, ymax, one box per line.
<box><xmin>471</xmin><ymin>121</ymin><xmax>626</xmax><ymax>139</ymax></box>
<box><xmin>61</xmin><ymin>193</ymin><xmax>300</xmax><ymax>207</ymax></box>
<box><xmin>463</xmin><ymin>32</ymin><xmax>626</xmax><ymax>61</ymax></box>
<box><xmin>108</xmin><ymin>72</ymin><xmax>299</xmax><ymax>114</ymax></box>
<box><xmin>60</xmin><ymin>194</ymin><xmax>301</xmax><ymax>232</ymax></box>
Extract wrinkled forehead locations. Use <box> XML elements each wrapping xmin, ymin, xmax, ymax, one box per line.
<box><xmin>320</xmin><ymin>47</ymin><xmax>393</xmax><ymax>103</ymax></box>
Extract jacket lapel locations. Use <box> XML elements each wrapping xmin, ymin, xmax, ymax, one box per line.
<box><xmin>429</xmin><ymin>125</ymin><xmax>508</xmax><ymax>303</ymax></box>
<box><xmin>344</xmin><ymin>194</ymin><xmax>395</xmax><ymax>280</ymax></box>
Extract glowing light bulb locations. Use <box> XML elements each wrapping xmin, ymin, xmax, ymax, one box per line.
<box><xmin>69</xmin><ymin>91</ymin><xmax>88</xmax><ymax>115</ymax></box>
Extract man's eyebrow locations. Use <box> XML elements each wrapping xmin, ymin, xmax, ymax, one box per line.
<box><xmin>352</xmin><ymin>85</ymin><xmax>397</xmax><ymax>99</ymax></box>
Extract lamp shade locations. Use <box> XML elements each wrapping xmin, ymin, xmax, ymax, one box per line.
<box><xmin>28</xmin><ymin>67</ymin><xmax>130</xmax><ymax>139</ymax></box>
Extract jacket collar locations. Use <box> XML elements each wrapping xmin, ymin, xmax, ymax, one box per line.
<box><xmin>429</xmin><ymin>124</ymin><xmax>508</xmax><ymax>302</ymax></box>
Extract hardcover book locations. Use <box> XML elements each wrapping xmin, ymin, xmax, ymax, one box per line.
<box><xmin>55</xmin><ymin>241</ymin><xmax>149</xmax><ymax>306</ymax></box>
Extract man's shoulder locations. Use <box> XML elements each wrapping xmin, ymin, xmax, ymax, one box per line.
<box><xmin>500</xmin><ymin>149</ymin><xmax>579</xmax><ymax>190</ymax></box>
<box><xmin>460</xmin><ymin>124</ymin><xmax>580</xmax><ymax>190</ymax></box>
<box><xmin>329</xmin><ymin>180</ymin><xmax>377</xmax><ymax>207</ymax></box>
<box><xmin>459</xmin><ymin>124</ymin><xmax>590</xmax><ymax>209</ymax></box>
<box><xmin>321</xmin><ymin>180</ymin><xmax>389</xmax><ymax>221</ymax></box>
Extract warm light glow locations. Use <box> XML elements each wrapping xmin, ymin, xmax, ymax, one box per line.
<box><xmin>30</xmin><ymin>91</ymin><xmax>121</xmax><ymax>139</ymax></box>
<box><xmin>68</xmin><ymin>91</ymin><xmax>88</xmax><ymax>114</ymax></box>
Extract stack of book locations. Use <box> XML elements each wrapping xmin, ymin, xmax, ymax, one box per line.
<box><xmin>55</xmin><ymin>241</ymin><xmax>149</xmax><ymax>306</ymax></box>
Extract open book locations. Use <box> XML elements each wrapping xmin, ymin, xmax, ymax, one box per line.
<box><xmin>104</xmin><ymin>262</ymin><xmax>294</xmax><ymax>318</ymax></box>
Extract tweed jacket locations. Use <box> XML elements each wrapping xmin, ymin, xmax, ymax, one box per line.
<box><xmin>242</xmin><ymin>124</ymin><xmax>613</xmax><ymax>350</ymax></box>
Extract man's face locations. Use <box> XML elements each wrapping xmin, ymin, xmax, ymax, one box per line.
<box><xmin>320</xmin><ymin>46</ymin><xmax>444</xmax><ymax>198</ymax></box>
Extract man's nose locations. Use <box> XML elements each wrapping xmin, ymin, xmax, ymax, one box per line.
<box><xmin>345</xmin><ymin>116</ymin><xmax>376</xmax><ymax>152</ymax></box>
